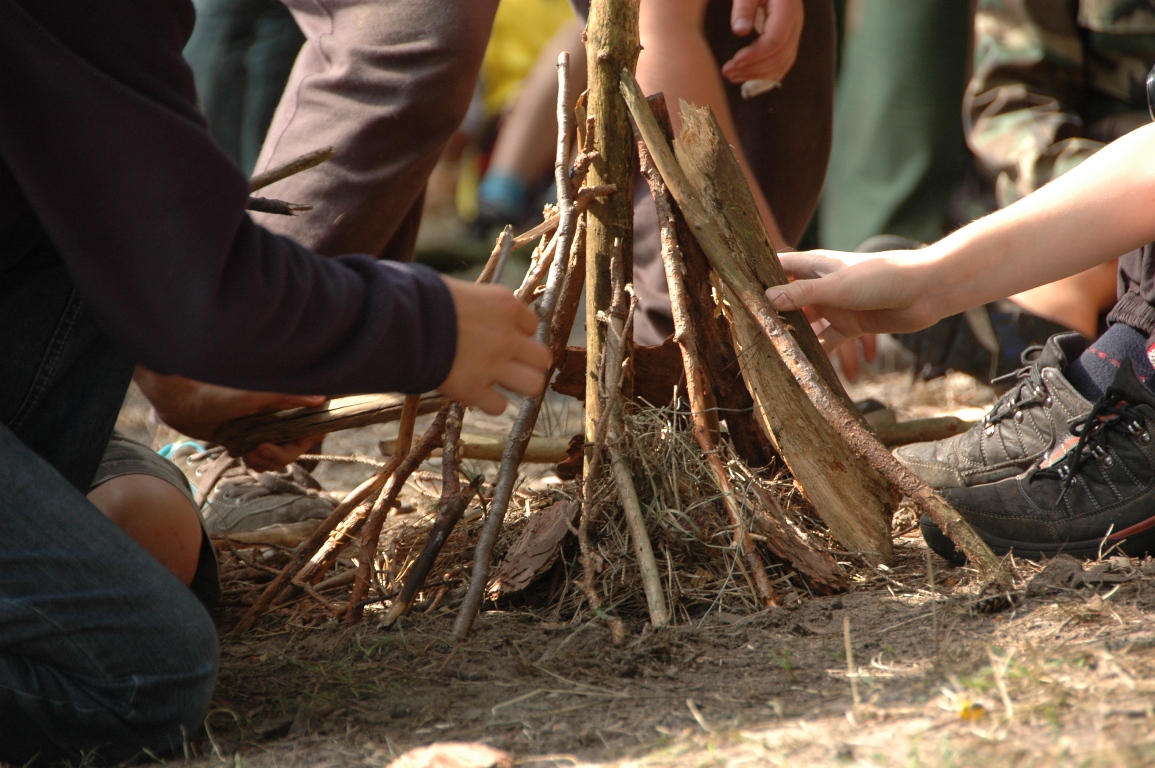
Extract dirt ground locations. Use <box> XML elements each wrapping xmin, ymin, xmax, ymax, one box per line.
<box><xmin>118</xmin><ymin>369</ymin><xmax>1155</xmax><ymax>768</ymax></box>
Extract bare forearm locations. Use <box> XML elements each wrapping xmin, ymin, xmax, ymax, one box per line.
<box><xmin>920</xmin><ymin>123</ymin><xmax>1155</xmax><ymax>319</ymax></box>
<box><xmin>637</xmin><ymin>0</ymin><xmax>786</xmax><ymax>246</ymax></box>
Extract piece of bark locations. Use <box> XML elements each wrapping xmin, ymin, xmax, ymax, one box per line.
<box><xmin>379</xmin><ymin>433</ymin><xmax>572</xmax><ymax>464</ymax></box>
<box><xmin>552</xmin><ymin>341</ymin><xmax>684</xmax><ymax>405</ymax></box>
<box><xmin>747</xmin><ymin>483</ymin><xmax>846</xmax><ymax>595</ymax></box>
<box><xmin>640</xmin><ymin>92</ymin><xmax>774</xmax><ymax>469</ymax></box>
<box><xmin>487</xmin><ymin>501</ymin><xmax>579</xmax><ymax>599</ymax></box>
<box><xmin>215</xmin><ymin>393</ymin><xmax>446</xmax><ymax>456</ymax></box>
<box><xmin>583</xmin><ymin>0</ymin><xmax>641</xmax><ymax>475</ymax></box>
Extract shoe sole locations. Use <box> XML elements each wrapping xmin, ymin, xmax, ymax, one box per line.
<box><xmin>920</xmin><ymin>514</ymin><xmax>1155</xmax><ymax>563</ymax></box>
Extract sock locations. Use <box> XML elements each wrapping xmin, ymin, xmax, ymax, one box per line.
<box><xmin>1066</xmin><ymin>323</ymin><xmax>1155</xmax><ymax>399</ymax></box>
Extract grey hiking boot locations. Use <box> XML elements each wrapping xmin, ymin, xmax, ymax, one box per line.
<box><xmin>895</xmin><ymin>333</ymin><xmax>1092</xmax><ymax>489</ymax></box>
<box><xmin>170</xmin><ymin>445</ymin><xmax>337</xmax><ymax>535</ymax></box>
<box><xmin>922</xmin><ymin>360</ymin><xmax>1155</xmax><ymax>562</ymax></box>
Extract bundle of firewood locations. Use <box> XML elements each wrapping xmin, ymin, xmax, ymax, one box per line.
<box><xmin>222</xmin><ymin>0</ymin><xmax>1009</xmax><ymax>639</ymax></box>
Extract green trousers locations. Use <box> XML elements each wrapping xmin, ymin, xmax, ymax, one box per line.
<box><xmin>819</xmin><ymin>0</ymin><xmax>971</xmax><ymax>250</ymax></box>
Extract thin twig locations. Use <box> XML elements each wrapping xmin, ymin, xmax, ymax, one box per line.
<box><xmin>347</xmin><ymin>409</ymin><xmax>448</xmax><ymax>623</ymax></box>
<box><xmin>453</xmin><ymin>51</ymin><xmax>580</xmax><ymax>641</ymax></box>
<box><xmin>635</xmin><ymin>117</ymin><xmax>777</xmax><ymax>608</ymax></box>
<box><xmin>249</xmin><ymin>146</ymin><xmax>335</xmax><ymax>192</ymax></box>
<box><xmin>380</xmin><ymin>404</ymin><xmax>479</xmax><ymax>626</ymax></box>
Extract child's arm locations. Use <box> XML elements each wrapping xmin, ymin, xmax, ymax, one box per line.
<box><xmin>770</xmin><ymin>122</ymin><xmax>1155</xmax><ymax>352</ymax></box>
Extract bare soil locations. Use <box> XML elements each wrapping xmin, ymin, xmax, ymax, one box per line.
<box><xmin>121</xmin><ymin>372</ymin><xmax>1155</xmax><ymax>768</ymax></box>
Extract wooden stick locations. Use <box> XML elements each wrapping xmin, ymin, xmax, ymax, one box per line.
<box><xmin>346</xmin><ymin>409</ymin><xmax>448</xmax><ymax>623</ymax></box>
<box><xmin>604</xmin><ymin>274</ymin><xmax>669</xmax><ymax>626</ymax></box>
<box><xmin>380</xmin><ymin>432</ymin><xmax>572</xmax><ymax>463</ymax></box>
<box><xmin>453</xmin><ymin>52</ymin><xmax>582</xmax><ymax>641</ymax></box>
<box><xmin>477</xmin><ymin>225</ymin><xmax>515</xmax><ymax>286</ymax></box>
<box><xmin>230</xmin><ymin>396</ymin><xmax>421</xmax><ymax>633</ymax></box>
<box><xmin>379</xmin><ymin>404</ymin><xmax>478</xmax><ymax>627</ymax></box>
<box><xmin>874</xmin><ymin>416</ymin><xmax>975</xmax><ymax>447</ymax></box>
<box><xmin>584</xmin><ymin>0</ymin><xmax>641</xmax><ymax>480</ymax></box>
<box><xmin>636</xmin><ymin>118</ymin><xmax>777</xmax><ymax>608</ymax></box>
<box><xmin>249</xmin><ymin>146</ymin><xmax>335</xmax><ymax>192</ymax></box>
<box><xmin>216</xmin><ymin>392</ymin><xmax>445</xmax><ymax>457</ymax></box>
<box><xmin>245</xmin><ymin>197</ymin><xmax>312</xmax><ymax>216</ymax></box>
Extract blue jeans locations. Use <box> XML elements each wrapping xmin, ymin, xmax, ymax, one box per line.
<box><xmin>0</xmin><ymin>213</ymin><xmax>219</xmax><ymax>765</ymax></box>
<box><xmin>184</xmin><ymin>0</ymin><xmax>303</xmax><ymax>174</ymax></box>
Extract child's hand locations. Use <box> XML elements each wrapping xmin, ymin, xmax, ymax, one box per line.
<box><xmin>769</xmin><ymin>249</ymin><xmax>942</xmax><ymax>353</ymax></box>
<box><xmin>437</xmin><ymin>277</ymin><xmax>551</xmax><ymax>415</ymax></box>
<box><xmin>723</xmin><ymin>0</ymin><xmax>804</xmax><ymax>85</ymax></box>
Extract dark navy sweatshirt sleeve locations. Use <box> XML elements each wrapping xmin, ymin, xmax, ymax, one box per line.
<box><xmin>0</xmin><ymin>0</ymin><xmax>457</xmax><ymax>396</ymax></box>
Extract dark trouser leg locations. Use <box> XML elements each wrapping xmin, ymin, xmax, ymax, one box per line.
<box><xmin>819</xmin><ymin>0</ymin><xmax>970</xmax><ymax>250</ymax></box>
<box><xmin>0</xmin><ymin>214</ymin><xmax>218</xmax><ymax>765</ymax></box>
<box><xmin>251</xmin><ymin>0</ymin><xmax>498</xmax><ymax>261</ymax></box>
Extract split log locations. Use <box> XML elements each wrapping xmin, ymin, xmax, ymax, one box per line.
<box><xmin>636</xmin><ymin>116</ymin><xmax>778</xmax><ymax>607</ymax></box>
<box><xmin>620</xmin><ymin>80</ymin><xmax>895</xmax><ymax>560</ymax></box>
<box><xmin>215</xmin><ymin>393</ymin><xmax>446</xmax><ymax>457</ymax></box>
<box><xmin>637</xmin><ymin>93</ymin><xmax>775</xmax><ymax>469</ymax></box>
<box><xmin>623</xmin><ymin>75</ymin><xmax>1010</xmax><ymax>586</ymax></box>
<box><xmin>583</xmin><ymin>0</ymin><xmax>641</xmax><ymax>475</ymax></box>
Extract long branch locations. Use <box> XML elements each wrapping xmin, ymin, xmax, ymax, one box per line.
<box><xmin>453</xmin><ymin>52</ymin><xmax>582</xmax><ymax>640</ymax></box>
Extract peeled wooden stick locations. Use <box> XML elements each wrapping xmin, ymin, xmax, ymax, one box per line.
<box><xmin>453</xmin><ymin>52</ymin><xmax>582</xmax><ymax>641</ymax></box>
<box><xmin>249</xmin><ymin>146</ymin><xmax>335</xmax><ymax>192</ymax></box>
<box><xmin>636</xmin><ymin>122</ymin><xmax>777</xmax><ymax>608</ymax></box>
<box><xmin>604</xmin><ymin>275</ymin><xmax>669</xmax><ymax>626</ymax></box>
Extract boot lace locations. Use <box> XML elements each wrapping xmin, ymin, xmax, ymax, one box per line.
<box><xmin>1036</xmin><ymin>387</ymin><xmax>1148</xmax><ymax>504</ymax></box>
<box><xmin>982</xmin><ymin>345</ymin><xmax>1050</xmax><ymax>429</ymax></box>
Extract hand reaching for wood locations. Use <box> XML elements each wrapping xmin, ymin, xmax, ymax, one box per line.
<box><xmin>133</xmin><ymin>368</ymin><xmax>325</xmax><ymax>470</ymax></box>
<box><xmin>436</xmin><ymin>276</ymin><xmax>552</xmax><ymax>416</ymax></box>
<box><xmin>722</xmin><ymin>0</ymin><xmax>804</xmax><ymax>85</ymax></box>
<box><xmin>770</xmin><ymin>248</ymin><xmax>946</xmax><ymax>354</ymax></box>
